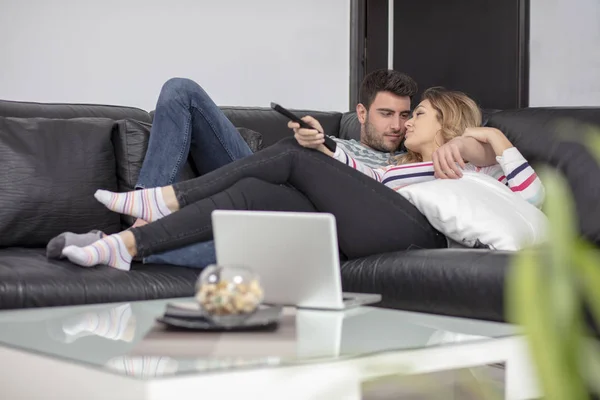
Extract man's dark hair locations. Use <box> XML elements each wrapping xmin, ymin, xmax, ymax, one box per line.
<box><xmin>359</xmin><ymin>69</ymin><xmax>418</xmax><ymax>110</ymax></box>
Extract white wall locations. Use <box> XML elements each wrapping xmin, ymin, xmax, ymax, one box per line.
<box><xmin>529</xmin><ymin>0</ymin><xmax>600</xmax><ymax>106</ymax></box>
<box><xmin>0</xmin><ymin>0</ymin><xmax>350</xmax><ymax>112</ymax></box>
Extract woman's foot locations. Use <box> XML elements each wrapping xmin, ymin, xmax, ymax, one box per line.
<box><xmin>47</xmin><ymin>220</ymin><xmax>148</xmax><ymax>261</ymax></box>
<box><xmin>62</xmin><ymin>232</ymin><xmax>137</xmax><ymax>271</ymax></box>
<box><xmin>94</xmin><ymin>186</ymin><xmax>178</xmax><ymax>222</ymax></box>
<box><xmin>46</xmin><ymin>230</ymin><xmax>104</xmax><ymax>259</ymax></box>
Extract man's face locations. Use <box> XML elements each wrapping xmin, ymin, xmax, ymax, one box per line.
<box><xmin>357</xmin><ymin>91</ymin><xmax>411</xmax><ymax>152</ymax></box>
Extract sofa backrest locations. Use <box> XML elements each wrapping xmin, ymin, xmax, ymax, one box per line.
<box><xmin>0</xmin><ymin>99</ymin><xmax>152</xmax><ymax>122</ymax></box>
<box><xmin>0</xmin><ymin>99</ymin><xmax>354</xmax><ymax>146</ymax></box>
<box><xmin>0</xmin><ymin>99</ymin><xmax>350</xmax><ymax>223</ymax></box>
<box><xmin>486</xmin><ymin>107</ymin><xmax>600</xmax><ymax>244</ymax></box>
<box><xmin>219</xmin><ymin>106</ymin><xmax>346</xmax><ymax>148</ymax></box>
<box><xmin>2</xmin><ymin>98</ymin><xmax>600</xmax><ymax>241</ymax></box>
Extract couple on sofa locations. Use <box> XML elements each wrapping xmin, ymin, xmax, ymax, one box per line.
<box><xmin>46</xmin><ymin>69</ymin><xmax>544</xmax><ymax>271</ymax></box>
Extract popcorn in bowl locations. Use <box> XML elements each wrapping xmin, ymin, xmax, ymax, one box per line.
<box><xmin>195</xmin><ymin>265</ymin><xmax>264</xmax><ymax>325</ymax></box>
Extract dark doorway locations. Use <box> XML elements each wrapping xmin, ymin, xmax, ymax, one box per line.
<box><xmin>350</xmin><ymin>0</ymin><xmax>530</xmax><ymax>110</ymax></box>
<box><xmin>349</xmin><ymin>0</ymin><xmax>390</xmax><ymax>109</ymax></box>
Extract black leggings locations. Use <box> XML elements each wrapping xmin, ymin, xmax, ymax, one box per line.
<box><xmin>130</xmin><ymin>138</ymin><xmax>447</xmax><ymax>259</ymax></box>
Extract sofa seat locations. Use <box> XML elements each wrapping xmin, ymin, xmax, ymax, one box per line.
<box><xmin>341</xmin><ymin>248</ymin><xmax>511</xmax><ymax>321</ymax></box>
<box><xmin>0</xmin><ymin>246</ymin><xmax>509</xmax><ymax>322</ymax></box>
<box><xmin>1</xmin><ymin>98</ymin><xmax>599</xmax><ymax>324</ymax></box>
<box><xmin>0</xmin><ymin>248</ymin><xmax>199</xmax><ymax>309</ymax></box>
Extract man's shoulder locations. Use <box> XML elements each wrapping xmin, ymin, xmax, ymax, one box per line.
<box><xmin>332</xmin><ymin>137</ymin><xmax>403</xmax><ymax>158</ymax></box>
<box><xmin>332</xmin><ymin>138</ymin><xmax>379</xmax><ymax>153</ymax></box>
<box><xmin>331</xmin><ymin>137</ymin><xmax>402</xmax><ymax>168</ymax></box>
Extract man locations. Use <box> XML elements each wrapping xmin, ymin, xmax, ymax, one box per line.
<box><xmin>47</xmin><ymin>70</ymin><xmax>495</xmax><ymax>268</ymax></box>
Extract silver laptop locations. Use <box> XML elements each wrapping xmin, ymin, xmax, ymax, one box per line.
<box><xmin>211</xmin><ymin>210</ymin><xmax>381</xmax><ymax>310</ymax></box>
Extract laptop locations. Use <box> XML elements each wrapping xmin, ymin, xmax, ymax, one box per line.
<box><xmin>211</xmin><ymin>210</ymin><xmax>381</xmax><ymax>310</ymax></box>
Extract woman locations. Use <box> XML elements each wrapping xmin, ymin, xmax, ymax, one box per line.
<box><xmin>62</xmin><ymin>87</ymin><xmax>544</xmax><ymax>271</ymax></box>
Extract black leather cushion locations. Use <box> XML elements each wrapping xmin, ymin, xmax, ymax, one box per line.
<box><xmin>481</xmin><ymin>109</ymin><xmax>502</xmax><ymax>126</ymax></box>
<box><xmin>0</xmin><ymin>99</ymin><xmax>152</xmax><ymax>122</ymax></box>
<box><xmin>339</xmin><ymin>112</ymin><xmax>361</xmax><ymax>141</ymax></box>
<box><xmin>221</xmin><ymin>107</ymin><xmax>343</xmax><ymax>148</ymax></box>
<box><xmin>487</xmin><ymin>108</ymin><xmax>600</xmax><ymax>244</ymax></box>
<box><xmin>113</xmin><ymin>120</ymin><xmax>151</xmax><ymax>193</ymax></box>
<box><xmin>112</xmin><ymin>120</ymin><xmax>264</xmax><ymax>229</ymax></box>
<box><xmin>236</xmin><ymin>127</ymin><xmax>264</xmax><ymax>152</ymax></box>
<box><xmin>0</xmin><ymin>248</ymin><xmax>199</xmax><ymax>309</ymax></box>
<box><xmin>0</xmin><ymin>117</ymin><xmax>121</xmax><ymax>247</ymax></box>
<box><xmin>112</xmin><ymin>120</ymin><xmax>151</xmax><ymax>229</ymax></box>
<box><xmin>113</xmin><ymin>120</ymin><xmax>265</xmax><ymax>193</ymax></box>
<box><xmin>341</xmin><ymin>248</ymin><xmax>512</xmax><ymax>322</ymax></box>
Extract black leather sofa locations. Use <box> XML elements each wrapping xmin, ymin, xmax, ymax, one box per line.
<box><xmin>1</xmin><ymin>99</ymin><xmax>599</xmax><ymax>322</ymax></box>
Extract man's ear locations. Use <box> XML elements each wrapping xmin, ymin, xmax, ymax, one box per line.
<box><xmin>356</xmin><ymin>103</ymin><xmax>367</xmax><ymax>124</ymax></box>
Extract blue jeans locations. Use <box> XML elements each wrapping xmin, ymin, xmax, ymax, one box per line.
<box><xmin>135</xmin><ymin>78</ymin><xmax>253</xmax><ymax>269</ymax></box>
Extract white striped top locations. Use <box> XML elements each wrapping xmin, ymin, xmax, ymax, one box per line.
<box><xmin>333</xmin><ymin>146</ymin><xmax>545</xmax><ymax>208</ymax></box>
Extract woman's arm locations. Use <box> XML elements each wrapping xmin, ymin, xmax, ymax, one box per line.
<box><xmin>432</xmin><ymin>136</ymin><xmax>498</xmax><ymax>179</ymax></box>
<box><xmin>333</xmin><ymin>147</ymin><xmax>436</xmax><ymax>190</ymax></box>
<box><xmin>469</xmin><ymin>129</ymin><xmax>546</xmax><ymax>208</ymax></box>
<box><xmin>457</xmin><ymin>136</ymin><xmax>498</xmax><ymax>166</ymax></box>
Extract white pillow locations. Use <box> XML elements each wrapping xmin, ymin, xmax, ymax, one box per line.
<box><xmin>397</xmin><ymin>171</ymin><xmax>548</xmax><ymax>251</ymax></box>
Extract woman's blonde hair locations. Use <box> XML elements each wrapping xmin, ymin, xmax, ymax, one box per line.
<box><xmin>396</xmin><ymin>87</ymin><xmax>482</xmax><ymax>164</ymax></box>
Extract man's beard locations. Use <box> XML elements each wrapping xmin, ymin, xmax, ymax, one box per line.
<box><xmin>361</xmin><ymin>117</ymin><xmax>402</xmax><ymax>153</ymax></box>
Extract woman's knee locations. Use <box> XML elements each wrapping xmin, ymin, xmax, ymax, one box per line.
<box><xmin>227</xmin><ymin>178</ymin><xmax>314</xmax><ymax>211</ymax></box>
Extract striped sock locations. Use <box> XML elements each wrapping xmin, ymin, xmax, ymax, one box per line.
<box><xmin>62</xmin><ymin>234</ymin><xmax>132</xmax><ymax>271</ymax></box>
<box><xmin>94</xmin><ymin>188</ymin><xmax>171</xmax><ymax>222</ymax></box>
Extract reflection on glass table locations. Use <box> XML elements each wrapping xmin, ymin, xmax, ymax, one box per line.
<box><xmin>0</xmin><ymin>297</ymin><xmax>517</xmax><ymax>380</ymax></box>
<box><xmin>47</xmin><ymin>303</ymin><xmax>137</xmax><ymax>344</ymax></box>
<box><xmin>105</xmin><ymin>355</ymin><xmax>179</xmax><ymax>378</ymax></box>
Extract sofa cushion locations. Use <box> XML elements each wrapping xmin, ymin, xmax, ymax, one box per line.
<box><xmin>112</xmin><ymin>120</ymin><xmax>264</xmax><ymax>229</ymax></box>
<box><xmin>339</xmin><ymin>112</ymin><xmax>361</xmax><ymax>141</ymax></box>
<box><xmin>340</xmin><ymin>248</ymin><xmax>512</xmax><ymax>322</ymax></box>
<box><xmin>486</xmin><ymin>108</ymin><xmax>600</xmax><ymax>244</ymax></box>
<box><xmin>113</xmin><ymin>120</ymin><xmax>265</xmax><ymax>194</ymax></box>
<box><xmin>113</xmin><ymin>119</ymin><xmax>151</xmax><ymax>194</ymax></box>
<box><xmin>0</xmin><ymin>248</ymin><xmax>199</xmax><ymax>309</ymax></box>
<box><xmin>0</xmin><ymin>99</ymin><xmax>152</xmax><ymax>123</ymax></box>
<box><xmin>221</xmin><ymin>107</ymin><xmax>343</xmax><ymax>148</ymax></box>
<box><xmin>236</xmin><ymin>127</ymin><xmax>264</xmax><ymax>153</ymax></box>
<box><xmin>0</xmin><ymin>117</ymin><xmax>121</xmax><ymax>247</ymax></box>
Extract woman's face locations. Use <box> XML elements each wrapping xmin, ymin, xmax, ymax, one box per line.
<box><xmin>403</xmin><ymin>100</ymin><xmax>443</xmax><ymax>156</ymax></box>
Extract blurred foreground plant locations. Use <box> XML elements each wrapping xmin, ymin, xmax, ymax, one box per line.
<box><xmin>506</xmin><ymin>123</ymin><xmax>600</xmax><ymax>400</ymax></box>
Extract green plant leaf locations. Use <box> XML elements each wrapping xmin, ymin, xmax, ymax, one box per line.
<box><xmin>538</xmin><ymin>169</ymin><xmax>579</xmax><ymax>335</ymax></box>
<box><xmin>552</xmin><ymin>120</ymin><xmax>600</xmax><ymax>167</ymax></box>
<box><xmin>584</xmin><ymin>124</ymin><xmax>600</xmax><ymax>165</ymax></box>
<box><xmin>582</xmin><ymin>339</ymin><xmax>600</xmax><ymax>396</ymax></box>
<box><xmin>573</xmin><ymin>241</ymin><xmax>600</xmax><ymax>331</ymax></box>
<box><xmin>507</xmin><ymin>248</ymin><xmax>588</xmax><ymax>400</ymax></box>
<box><xmin>505</xmin><ymin>119</ymin><xmax>600</xmax><ymax>400</ymax></box>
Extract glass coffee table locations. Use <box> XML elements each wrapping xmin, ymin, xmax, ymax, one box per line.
<box><xmin>0</xmin><ymin>298</ymin><xmax>539</xmax><ymax>399</ymax></box>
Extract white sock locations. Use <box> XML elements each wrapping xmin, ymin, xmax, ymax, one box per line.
<box><xmin>94</xmin><ymin>188</ymin><xmax>171</xmax><ymax>222</ymax></box>
<box><xmin>62</xmin><ymin>234</ymin><xmax>132</xmax><ymax>271</ymax></box>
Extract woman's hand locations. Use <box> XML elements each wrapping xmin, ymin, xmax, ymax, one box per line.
<box><xmin>463</xmin><ymin>127</ymin><xmax>514</xmax><ymax>156</ymax></box>
<box><xmin>432</xmin><ymin>137</ymin><xmax>467</xmax><ymax>179</ymax></box>
<box><xmin>289</xmin><ymin>116</ymin><xmax>332</xmax><ymax>155</ymax></box>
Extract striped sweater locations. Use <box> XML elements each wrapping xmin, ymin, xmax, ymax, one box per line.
<box><xmin>333</xmin><ymin>146</ymin><xmax>545</xmax><ymax>208</ymax></box>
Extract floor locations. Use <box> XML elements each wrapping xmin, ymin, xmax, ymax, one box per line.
<box><xmin>362</xmin><ymin>364</ymin><xmax>505</xmax><ymax>400</ymax></box>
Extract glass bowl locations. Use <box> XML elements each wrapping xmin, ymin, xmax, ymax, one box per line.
<box><xmin>195</xmin><ymin>265</ymin><xmax>264</xmax><ymax>326</ymax></box>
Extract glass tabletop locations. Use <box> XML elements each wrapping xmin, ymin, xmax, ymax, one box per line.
<box><xmin>0</xmin><ymin>298</ymin><xmax>517</xmax><ymax>380</ymax></box>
